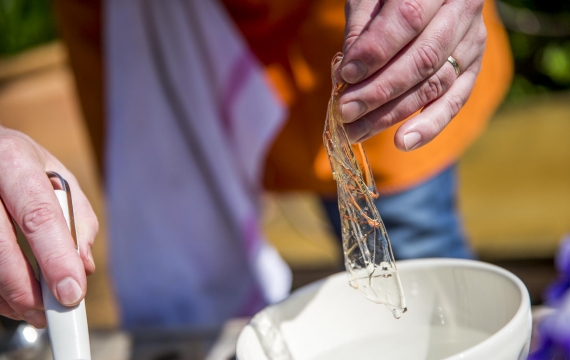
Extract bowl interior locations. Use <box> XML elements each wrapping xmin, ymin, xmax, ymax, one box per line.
<box><xmin>240</xmin><ymin>259</ymin><xmax>526</xmax><ymax>360</ymax></box>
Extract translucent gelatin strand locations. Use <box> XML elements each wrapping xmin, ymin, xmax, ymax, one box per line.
<box><xmin>323</xmin><ymin>53</ymin><xmax>407</xmax><ymax>318</ymax></box>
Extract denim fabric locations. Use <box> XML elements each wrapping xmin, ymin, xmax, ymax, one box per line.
<box><xmin>321</xmin><ymin>165</ymin><xmax>474</xmax><ymax>260</ymax></box>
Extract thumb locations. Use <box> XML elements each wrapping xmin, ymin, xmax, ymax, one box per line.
<box><xmin>343</xmin><ymin>0</ymin><xmax>384</xmax><ymax>52</ymax></box>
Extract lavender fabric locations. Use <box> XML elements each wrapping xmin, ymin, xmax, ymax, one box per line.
<box><xmin>105</xmin><ymin>0</ymin><xmax>291</xmax><ymax>328</ymax></box>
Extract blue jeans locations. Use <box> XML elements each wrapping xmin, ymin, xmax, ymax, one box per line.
<box><xmin>321</xmin><ymin>165</ymin><xmax>474</xmax><ymax>260</ymax></box>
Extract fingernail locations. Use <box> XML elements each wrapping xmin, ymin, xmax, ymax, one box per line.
<box><xmin>341</xmin><ymin>60</ymin><xmax>367</xmax><ymax>83</ymax></box>
<box><xmin>346</xmin><ymin>118</ymin><xmax>371</xmax><ymax>143</ymax></box>
<box><xmin>24</xmin><ymin>309</ymin><xmax>45</xmax><ymax>327</ymax></box>
<box><xmin>403</xmin><ymin>132</ymin><xmax>422</xmax><ymax>151</ymax></box>
<box><xmin>341</xmin><ymin>101</ymin><xmax>367</xmax><ymax>123</ymax></box>
<box><xmin>56</xmin><ymin>277</ymin><xmax>82</xmax><ymax>306</ymax></box>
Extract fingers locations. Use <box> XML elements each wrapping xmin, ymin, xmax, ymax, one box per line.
<box><xmin>394</xmin><ymin>67</ymin><xmax>479</xmax><ymax>151</ymax></box>
<box><xmin>0</xmin><ymin>134</ymin><xmax>87</xmax><ymax>309</ymax></box>
<box><xmin>0</xmin><ymin>199</ymin><xmax>46</xmax><ymax>328</ymax></box>
<box><xmin>343</xmin><ymin>0</ymin><xmax>383</xmax><ymax>52</ymax></box>
<box><xmin>340</xmin><ymin>0</ymin><xmax>445</xmax><ymax>84</ymax></box>
<box><xmin>7</xmin><ymin>169</ymin><xmax>86</xmax><ymax>307</ymax></box>
<box><xmin>0</xmin><ymin>128</ymin><xmax>98</xmax><ymax>327</ymax></box>
<box><xmin>339</xmin><ymin>0</ymin><xmax>484</xmax><ymax>122</ymax></box>
<box><xmin>344</xmin><ymin>15</ymin><xmax>486</xmax><ymax>143</ymax></box>
<box><xmin>345</xmin><ymin>58</ymin><xmax>457</xmax><ymax>143</ymax></box>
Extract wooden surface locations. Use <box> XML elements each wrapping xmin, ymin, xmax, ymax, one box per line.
<box><xmin>459</xmin><ymin>96</ymin><xmax>570</xmax><ymax>259</ymax></box>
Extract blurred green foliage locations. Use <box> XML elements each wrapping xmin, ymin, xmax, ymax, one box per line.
<box><xmin>539</xmin><ymin>43</ymin><xmax>570</xmax><ymax>85</ymax></box>
<box><xmin>501</xmin><ymin>0</ymin><xmax>570</xmax><ymax>102</ymax></box>
<box><xmin>0</xmin><ymin>0</ymin><xmax>57</xmax><ymax>56</ymax></box>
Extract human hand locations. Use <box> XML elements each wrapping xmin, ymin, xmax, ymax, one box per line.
<box><xmin>0</xmin><ymin>126</ymin><xmax>97</xmax><ymax>328</ymax></box>
<box><xmin>337</xmin><ymin>0</ymin><xmax>487</xmax><ymax>150</ymax></box>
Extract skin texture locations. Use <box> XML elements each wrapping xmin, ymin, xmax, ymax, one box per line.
<box><xmin>337</xmin><ymin>0</ymin><xmax>487</xmax><ymax>150</ymax></box>
<box><xmin>0</xmin><ymin>126</ymin><xmax>97</xmax><ymax>328</ymax></box>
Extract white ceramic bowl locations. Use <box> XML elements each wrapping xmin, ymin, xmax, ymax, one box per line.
<box><xmin>236</xmin><ymin>259</ymin><xmax>532</xmax><ymax>360</ymax></box>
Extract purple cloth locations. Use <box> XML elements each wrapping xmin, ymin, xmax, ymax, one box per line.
<box><xmin>105</xmin><ymin>0</ymin><xmax>291</xmax><ymax>328</ymax></box>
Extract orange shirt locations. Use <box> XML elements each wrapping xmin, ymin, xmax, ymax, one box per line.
<box><xmin>224</xmin><ymin>0</ymin><xmax>512</xmax><ymax>195</ymax></box>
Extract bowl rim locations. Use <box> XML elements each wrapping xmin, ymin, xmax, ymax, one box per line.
<box><xmin>238</xmin><ymin>258</ymin><xmax>532</xmax><ymax>359</ymax></box>
<box><xmin>391</xmin><ymin>258</ymin><xmax>532</xmax><ymax>359</ymax></box>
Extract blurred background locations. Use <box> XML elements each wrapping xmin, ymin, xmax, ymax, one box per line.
<box><xmin>0</xmin><ymin>0</ymin><xmax>569</xmax><ymax>359</ymax></box>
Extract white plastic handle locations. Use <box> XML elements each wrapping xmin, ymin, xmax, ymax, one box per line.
<box><xmin>39</xmin><ymin>190</ymin><xmax>91</xmax><ymax>360</ymax></box>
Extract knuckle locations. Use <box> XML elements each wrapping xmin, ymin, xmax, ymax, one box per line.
<box><xmin>398</xmin><ymin>0</ymin><xmax>427</xmax><ymax>32</ymax></box>
<box><xmin>434</xmin><ymin>115</ymin><xmax>448</xmax><ymax>133</ymax></box>
<box><xmin>419</xmin><ymin>76</ymin><xmax>444</xmax><ymax>104</ymax></box>
<box><xmin>344</xmin><ymin>34</ymin><xmax>359</xmax><ymax>51</ymax></box>
<box><xmin>420</xmin><ymin>70</ymin><xmax>455</xmax><ymax>105</ymax></box>
<box><xmin>446</xmin><ymin>93</ymin><xmax>465</xmax><ymax>118</ymax></box>
<box><xmin>371</xmin><ymin>82</ymin><xmax>392</xmax><ymax>105</ymax></box>
<box><xmin>7</xmin><ymin>291</ymin><xmax>27</xmax><ymax>305</ymax></box>
<box><xmin>383</xmin><ymin>109</ymin><xmax>399</xmax><ymax>127</ymax></box>
<box><xmin>354</xmin><ymin>36</ymin><xmax>389</xmax><ymax>66</ymax></box>
<box><xmin>4</xmin><ymin>286</ymin><xmax>32</xmax><ymax>309</ymax></box>
<box><xmin>413</xmin><ymin>42</ymin><xmax>443</xmax><ymax>79</ymax></box>
<box><xmin>345</xmin><ymin>24</ymin><xmax>365</xmax><ymax>40</ymax></box>
<box><xmin>477</xmin><ymin>25</ymin><xmax>488</xmax><ymax>48</ymax></box>
<box><xmin>366</xmin><ymin>40</ymin><xmax>389</xmax><ymax>65</ymax></box>
<box><xmin>0</xmin><ymin>137</ymin><xmax>24</xmax><ymax>165</ymax></box>
<box><xmin>344</xmin><ymin>25</ymin><xmax>365</xmax><ymax>50</ymax></box>
<box><xmin>374</xmin><ymin>111</ymin><xmax>399</xmax><ymax>132</ymax></box>
<box><xmin>472</xmin><ymin>61</ymin><xmax>483</xmax><ymax>74</ymax></box>
<box><xmin>0</xmin><ymin>241</ymin><xmax>14</xmax><ymax>268</ymax></box>
<box><xmin>20</xmin><ymin>202</ymin><xmax>59</xmax><ymax>235</ymax></box>
<box><xmin>375</xmin><ymin>41</ymin><xmax>390</xmax><ymax>63</ymax></box>
<box><xmin>41</xmin><ymin>249</ymin><xmax>72</xmax><ymax>276</ymax></box>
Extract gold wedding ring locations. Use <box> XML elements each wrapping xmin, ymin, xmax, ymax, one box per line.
<box><xmin>447</xmin><ymin>56</ymin><xmax>460</xmax><ymax>77</ymax></box>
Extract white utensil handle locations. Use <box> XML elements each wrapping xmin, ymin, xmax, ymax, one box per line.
<box><xmin>39</xmin><ymin>190</ymin><xmax>91</xmax><ymax>360</ymax></box>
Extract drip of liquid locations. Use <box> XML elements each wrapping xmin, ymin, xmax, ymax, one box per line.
<box><xmin>323</xmin><ymin>53</ymin><xmax>406</xmax><ymax>318</ymax></box>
